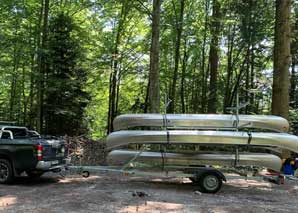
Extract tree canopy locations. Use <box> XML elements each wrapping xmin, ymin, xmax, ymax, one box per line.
<box><xmin>0</xmin><ymin>0</ymin><xmax>297</xmax><ymax>137</ymax></box>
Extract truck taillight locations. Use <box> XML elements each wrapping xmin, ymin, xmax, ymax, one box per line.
<box><xmin>36</xmin><ymin>145</ymin><xmax>43</xmax><ymax>161</ymax></box>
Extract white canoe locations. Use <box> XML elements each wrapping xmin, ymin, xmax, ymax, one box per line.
<box><xmin>106</xmin><ymin>130</ymin><xmax>298</xmax><ymax>153</ymax></box>
<box><xmin>113</xmin><ymin>114</ymin><xmax>289</xmax><ymax>133</ymax></box>
<box><xmin>107</xmin><ymin>150</ymin><xmax>282</xmax><ymax>172</ymax></box>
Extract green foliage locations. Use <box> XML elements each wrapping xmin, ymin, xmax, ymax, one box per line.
<box><xmin>44</xmin><ymin>13</ymin><xmax>90</xmax><ymax>136</ymax></box>
<box><xmin>0</xmin><ymin>0</ymin><xmax>297</xmax><ymax>138</ymax></box>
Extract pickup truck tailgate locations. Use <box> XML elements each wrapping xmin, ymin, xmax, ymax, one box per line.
<box><xmin>38</xmin><ymin>139</ymin><xmax>66</xmax><ymax>161</ymax></box>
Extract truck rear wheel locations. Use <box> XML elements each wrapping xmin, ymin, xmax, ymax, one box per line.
<box><xmin>0</xmin><ymin>159</ymin><xmax>14</xmax><ymax>184</ymax></box>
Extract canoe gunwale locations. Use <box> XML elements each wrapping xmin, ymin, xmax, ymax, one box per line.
<box><xmin>107</xmin><ymin>150</ymin><xmax>283</xmax><ymax>172</ymax></box>
<box><xmin>106</xmin><ymin>130</ymin><xmax>298</xmax><ymax>153</ymax></box>
<box><xmin>113</xmin><ymin>114</ymin><xmax>289</xmax><ymax>133</ymax></box>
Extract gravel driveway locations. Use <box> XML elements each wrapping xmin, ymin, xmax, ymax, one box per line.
<box><xmin>0</xmin><ymin>173</ymin><xmax>297</xmax><ymax>213</ymax></box>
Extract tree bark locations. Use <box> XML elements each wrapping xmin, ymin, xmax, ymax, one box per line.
<box><xmin>107</xmin><ymin>2</ymin><xmax>128</xmax><ymax>133</ymax></box>
<box><xmin>9</xmin><ymin>47</ymin><xmax>19</xmax><ymax>121</ymax></box>
<box><xmin>148</xmin><ymin>0</ymin><xmax>162</xmax><ymax>113</ymax></box>
<box><xmin>200</xmin><ymin>0</ymin><xmax>209</xmax><ymax>113</ymax></box>
<box><xmin>290</xmin><ymin>60</ymin><xmax>296</xmax><ymax>108</ymax></box>
<box><xmin>28</xmin><ymin>0</ymin><xmax>44</xmax><ymax>129</ymax></box>
<box><xmin>272</xmin><ymin>0</ymin><xmax>291</xmax><ymax>120</ymax></box>
<box><xmin>207</xmin><ymin>0</ymin><xmax>221</xmax><ymax>113</ymax></box>
<box><xmin>180</xmin><ymin>37</ymin><xmax>188</xmax><ymax>113</ymax></box>
<box><xmin>223</xmin><ymin>24</ymin><xmax>235</xmax><ymax>113</ymax></box>
<box><xmin>168</xmin><ymin>0</ymin><xmax>185</xmax><ymax>113</ymax></box>
<box><xmin>37</xmin><ymin>0</ymin><xmax>49</xmax><ymax>133</ymax></box>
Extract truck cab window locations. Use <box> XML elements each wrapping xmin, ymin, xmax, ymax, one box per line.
<box><xmin>1</xmin><ymin>132</ymin><xmax>11</xmax><ymax>139</ymax></box>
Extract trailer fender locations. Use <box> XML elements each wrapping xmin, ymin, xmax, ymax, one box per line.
<box><xmin>194</xmin><ymin>168</ymin><xmax>226</xmax><ymax>182</ymax></box>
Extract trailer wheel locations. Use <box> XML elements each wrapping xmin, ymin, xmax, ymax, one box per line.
<box><xmin>198</xmin><ymin>172</ymin><xmax>222</xmax><ymax>193</ymax></box>
<box><xmin>0</xmin><ymin>159</ymin><xmax>14</xmax><ymax>184</ymax></box>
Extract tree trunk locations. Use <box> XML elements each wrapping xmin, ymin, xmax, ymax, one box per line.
<box><xmin>9</xmin><ymin>72</ymin><xmax>17</xmax><ymax>121</ymax></box>
<box><xmin>207</xmin><ymin>0</ymin><xmax>221</xmax><ymax>113</ymax></box>
<box><xmin>250</xmin><ymin>44</ymin><xmax>255</xmax><ymax>112</ymax></box>
<box><xmin>180</xmin><ymin>37</ymin><xmax>188</xmax><ymax>113</ymax></box>
<box><xmin>28</xmin><ymin>52</ymin><xmax>35</xmax><ymax>128</ymax></box>
<box><xmin>200</xmin><ymin>0</ymin><xmax>209</xmax><ymax>113</ymax></box>
<box><xmin>229</xmin><ymin>48</ymin><xmax>250</xmax><ymax>108</ymax></box>
<box><xmin>107</xmin><ymin>2</ymin><xmax>128</xmax><ymax>133</ymax></box>
<box><xmin>271</xmin><ymin>0</ymin><xmax>291</xmax><ymax>120</ymax></box>
<box><xmin>148</xmin><ymin>0</ymin><xmax>162</xmax><ymax>113</ymax></box>
<box><xmin>22</xmin><ymin>64</ymin><xmax>28</xmax><ymax>126</ymax></box>
<box><xmin>245</xmin><ymin>50</ymin><xmax>250</xmax><ymax>114</ymax></box>
<box><xmin>37</xmin><ymin>0</ymin><xmax>49</xmax><ymax>133</ymax></box>
<box><xmin>272</xmin><ymin>0</ymin><xmax>291</xmax><ymax>158</ymax></box>
<box><xmin>223</xmin><ymin>24</ymin><xmax>235</xmax><ymax>113</ymax></box>
<box><xmin>144</xmin><ymin>80</ymin><xmax>150</xmax><ymax>113</ymax></box>
<box><xmin>168</xmin><ymin>0</ymin><xmax>185</xmax><ymax>113</ymax></box>
<box><xmin>29</xmin><ymin>0</ymin><xmax>44</xmax><ymax>129</ymax></box>
<box><xmin>290</xmin><ymin>60</ymin><xmax>296</xmax><ymax>107</ymax></box>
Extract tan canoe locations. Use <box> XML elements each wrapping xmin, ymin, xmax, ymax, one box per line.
<box><xmin>107</xmin><ymin>150</ymin><xmax>282</xmax><ymax>172</ymax></box>
<box><xmin>106</xmin><ymin>130</ymin><xmax>298</xmax><ymax>153</ymax></box>
<box><xmin>113</xmin><ymin>114</ymin><xmax>289</xmax><ymax>133</ymax></box>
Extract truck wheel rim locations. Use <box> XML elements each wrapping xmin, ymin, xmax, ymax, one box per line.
<box><xmin>203</xmin><ymin>175</ymin><xmax>219</xmax><ymax>191</ymax></box>
<box><xmin>0</xmin><ymin>163</ymin><xmax>9</xmax><ymax>181</ymax></box>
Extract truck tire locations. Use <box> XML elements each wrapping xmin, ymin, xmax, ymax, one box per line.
<box><xmin>0</xmin><ymin>159</ymin><xmax>14</xmax><ymax>184</ymax></box>
<box><xmin>198</xmin><ymin>172</ymin><xmax>222</xmax><ymax>193</ymax></box>
<box><xmin>26</xmin><ymin>171</ymin><xmax>44</xmax><ymax>178</ymax></box>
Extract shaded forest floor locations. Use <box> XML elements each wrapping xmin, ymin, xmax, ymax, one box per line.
<box><xmin>1</xmin><ymin>173</ymin><xmax>298</xmax><ymax>213</ymax></box>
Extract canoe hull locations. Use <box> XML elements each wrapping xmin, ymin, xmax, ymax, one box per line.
<box><xmin>107</xmin><ymin>130</ymin><xmax>298</xmax><ymax>153</ymax></box>
<box><xmin>113</xmin><ymin>114</ymin><xmax>289</xmax><ymax>133</ymax></box>
<box><xmin>107</xmin><ymin>150</ymin><xmax>282</xmax><ymax>172</ymax></box>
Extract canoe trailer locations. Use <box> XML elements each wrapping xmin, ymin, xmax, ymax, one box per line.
<box><xmin>65</xmin><ymin>95</ymin><xmax>288</xmax><ymax>193</ymax></box>
<box><xmin>65</xmin><ymin>160</ymin><xmax>285</xmax><ymax>194</ymax></box>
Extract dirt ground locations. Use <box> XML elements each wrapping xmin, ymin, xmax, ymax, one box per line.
<box><xmin>0</xmin><ymin>172</ymin><xmax>298</xmax><ymax>213</ymax></box>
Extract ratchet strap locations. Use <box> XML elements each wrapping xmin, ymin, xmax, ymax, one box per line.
<box><xmin>234</xmin><ymin>147</ymin><xmax>239</xmax><ymax>167</ymax></box>
<box><xmin>162</xmin><ymin>114</ymin><xmax>166</xmax><ymax>129</ymax></box>
<box><xmin>160</xmin><ymin>148</ymin><xmax>166</xmax><ymax>171</ymax></box>
<box><xmin>247</xmin><ymin>131</ymin><xmax>252</xmax><ymax>145</ymax></box>
<box><xmin>160</xmin><ymin>131</ymin><xmax>170</xmax><ymax>171</ymax></box>
<box><xmin>166</xmin><ymin>131</ymin><xmax>170</xmax><ymax>144</ymax></box>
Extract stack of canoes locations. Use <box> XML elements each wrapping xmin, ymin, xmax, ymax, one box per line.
<box><xmin>106</xmin><ymin>114</ymin><xmax>298</xmax><ymax>172</ymax></box>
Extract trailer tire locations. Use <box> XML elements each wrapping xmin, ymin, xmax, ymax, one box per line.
<box><xmin>198</xmin><ymin>172</ymin><xmax>222</xmax><ymax>193</ymax></box>
<box><xmin>0</xmin><ymin>159</ymin><xmax>14</xmax><ymax>184</ymax></box>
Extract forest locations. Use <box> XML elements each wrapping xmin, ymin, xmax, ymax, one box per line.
<box><xmin>0</xmin><ymin>0</ymin><xmax>297</xmax><ymax>138</ymax></box>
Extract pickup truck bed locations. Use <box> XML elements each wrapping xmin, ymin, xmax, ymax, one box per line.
<box><xmin>0</xmin><ymin>126</ymin><xmax>67</xmax><ymax>183</ymax></box>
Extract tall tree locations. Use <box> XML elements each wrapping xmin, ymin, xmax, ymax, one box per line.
<box><xmin>200</xmin><ymin>0</ymin><xmax>210</xmax><ymax>113</ymax></box>
<box><xmin>207</xmin><ymin>0</ymin><xmax>221</xmax><ymax>113</ymax></box>
<box><xmin>290</xmin><ymin>2</ymin><xmax>298</xmax><ymax>109</ymax></box>
<box><xmin>107</xmin><ymin>1</ymin><xmax>129</xmax><ymax>133</ymax></box>
<box><xmin>168</xmin><ymin>0</ymin><xmax>185</xmax><ymax>113</ymax></box>
<box><xmin>44</xmin><ymin>13</ymin><xmax>89</xmax><ymax>136</ymax></box>
<box><xmin>148</xmin><ymin>0</ymin><xmax>162</xmax><ymax>113</ymax></box>
<box><xmin>37</xmin><ymin>0</ymin><xmax>50</xmax><ymax>133</ymax></box>
<box><xmin>272</xmin><ymin>0</ymin><xmax>291</xmax><ymax>119</ymax></box>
